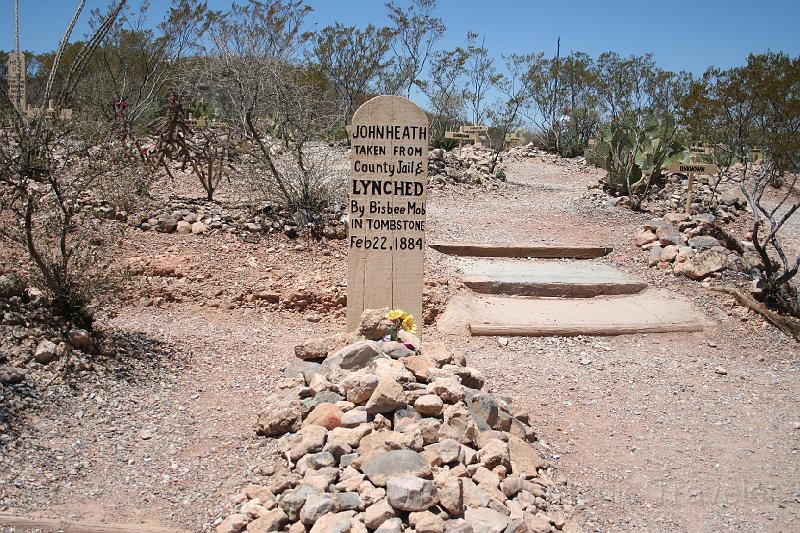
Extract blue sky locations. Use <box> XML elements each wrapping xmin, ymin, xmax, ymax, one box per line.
<box><xmin>3</xmin><ymin>0</ymin><xmax>798</xmax><ymax>75</ymax></box>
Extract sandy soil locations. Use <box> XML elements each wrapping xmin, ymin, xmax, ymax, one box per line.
<box><xmin>1</xmin><ymin>155</ymin><xmax>798</xmax><ymax>532</ymax></box>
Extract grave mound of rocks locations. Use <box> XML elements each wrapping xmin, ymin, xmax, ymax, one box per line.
<box><xmin>633</xmin><ymin>212</ymin><xmax>761</xmax><ymax>280</ymax></box>
<box><xmin>504</xmin><ymin>145</ymin><xmax>594</xmax><ymax>174</ymax></box>
<box><xmin>589</xmin><ymin>170</ymin><xmax>750</xmax><ymax>219</ymax></box>
<box><xmin>428</xmin><ymin>146</ymin><xmax>507</xmax><ymax>188</ymax></box>
<box><xmin>217</xmin><ymin>309</ymin><xmax>579</xmax><ymax>533</ymax></box>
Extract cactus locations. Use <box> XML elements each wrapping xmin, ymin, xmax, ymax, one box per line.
<box><xmin>587</xmin><ymin>113</ymin><xmax>683</xmax><ymax>208</ymax></box>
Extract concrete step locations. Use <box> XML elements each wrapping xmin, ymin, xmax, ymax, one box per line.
<box><xmin>458</xmin><ymin>259</ymin><xmax>648</xmax><ymax>297</ymax></box>
<box><xmin>437</xmin><ymin>290</ymin><xmax>705</xmax><ymax>337</ymax></box>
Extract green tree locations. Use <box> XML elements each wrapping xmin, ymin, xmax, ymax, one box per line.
<box><xmin>383</xmin><ymin>0</ymin><xmax>445</xmax><ymax>97</ymax></box>
<box><xmin>310</xmin><ymin>22</ymin><xmax>393</xmax><ymax>122</ymax></box>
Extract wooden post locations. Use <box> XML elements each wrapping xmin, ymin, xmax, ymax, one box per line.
<box><xmin>667</xmin><ymin>162</ymin><xmax>719</xmax><ymax>213</ymax></box>
<box><xmin>446</xmin><ymin>131</ymin><xmax>475</xmax><ymax>157</ymax></box>
<box><xmin>347</xmin><ymin>96</ymin><xmax>429</xmax><ymax>334</ymax></box>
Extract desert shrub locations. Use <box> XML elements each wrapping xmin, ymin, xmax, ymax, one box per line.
<box><xmin>0</xmin><ymin>2</ymin><xmax>128</xmax><ymax>328</ymax></box>
<box><xmin>431</xmin><ymin>134</ymin><xmax>459</xmax><ymax>151</ymax></box>
<box><xmin>0</xmin><ymin>118</ymin><xmax>129</xmax><ymax>328</ymax></box>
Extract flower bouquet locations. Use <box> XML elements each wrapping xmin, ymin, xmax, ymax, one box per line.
<box><xmin>383</xmin><ymin>309</ymin><xmax>419</xmax><ymax>351</ymax></box>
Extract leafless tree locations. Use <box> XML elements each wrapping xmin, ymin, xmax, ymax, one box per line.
<box><xmin>205</xmin><ymin>0</ymin><xmax>345</xmax><ymax>213</ymax></box>
<box><xmin>462</xmin><ymin>33</ymin><xmax>497</xmax><ymax>126</ymax></box>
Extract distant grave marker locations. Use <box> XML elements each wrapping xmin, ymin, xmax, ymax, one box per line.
<box><xmin>667</xmin><ymin>162</ymin><xmax>719</xmax><ymax>213</ymax></box>
<box><xmin>445</xmin><ymin>130</ymin><xmax>475</xmax><ymax>155</ymax></box>
<box><xmin>505</xmin><ymin>133</ymin><xmax>524</xmax><ymax>147</ymax></box>
<box><xmin>460</xmin><ymin>125</ymin><xmax>488</xmax><ymax>134</ymax></box>
<box><xmin>6</xmin><ymin>51</ymin><xmax>26</xmax><ymax>111</ymax></box>
<box><xmin>347</xmin><ymin>96</ymin><xmax>429</xmax><ymax>334</ymax></box>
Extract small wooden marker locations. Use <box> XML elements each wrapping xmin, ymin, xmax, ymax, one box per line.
<box><xmin>445</xmin><ymin>130</ymin><xmax>476</xmax><ymax>156</ymax></box>
<box><xmin>667</xmin><ymin>162</ymin><xmax>719</xmax><ymax>213</ymax></box>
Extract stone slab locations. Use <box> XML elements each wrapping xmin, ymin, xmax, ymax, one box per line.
<box><xmin>437</xmin><ymin>290</ymin><xmax>705</xmax><ymax>337</ymax></box>
<box><xmin>458</xmin><ymin>259</ymin><xmax>648</xmax><ymax>297</ymax></box>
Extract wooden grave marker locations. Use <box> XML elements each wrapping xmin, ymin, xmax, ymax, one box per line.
<box><xmin>445</xmin><ymin>130</ymin><xmax>476</xmax><ymax>155</ymax></box>
<box><xmin>6</xmin><ymin>52</ymin><xmax>26</xmax><ymax>112</ymax></box>
<box><xmin>667</xmin><ymin>162</ymin><xmax>719</xmax><ymax>213</ymax></box>
<box><xmin>347</xmin><ymin>96</ymin><xmax>429</xmax><ymax>334</ymax></box>
<box><xmin>460</xmin><ymin>125</ymin><xmax>488</xmax><ymax>134</ymax></box>
<box><xmin>505</xmin><ymin>133</ymin><xmax>524</xmax><ymax>147</ymax></box>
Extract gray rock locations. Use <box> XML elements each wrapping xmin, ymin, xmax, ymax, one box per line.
<box><xmin>334</xmin><ymin>491</ymin><xmax>362</xmax><ymax>511</ymax></box>
<box><xmin>720</xmin><ymin>188</ymin><xmax>747</xmax><ymax>206</ymax></box>
<box><xmin>361</xmin><ymin>450</ymin><xmax>431</xmax><ymax>486</ymax></box>
<box><xmin>464</xmin><ymin>507</ymin><xmax>510</xmax><ymax>533</ymax></box>
<box><xmin>295</xmin><ymin>337</ymin><xmax>331</xmax><ymax>361</ymax></box>
<box><xmin>673</xmin><ymin>249</ymin><xmax>727</xmax><ymax>280</ymax></box>
<box><xmin>692</xmin><ymin>213</ymin><xmax>716</xmax><ymax>224</ymax></box>
<box><xmin>468</xmin><ymin>393</ymin><xmax>500</xmax><ymax>429</ymax></box>
<box><xmin>299</xmin><ymin>493</ymin><xmax>336</xmax><ymax>525</ymax></box>
<box><xmin>656</xmin><ymin>223</ymin><xmax>685</xmax><ymax>246</ymax></box>
<box><xmin>279</xmin><ymin>485</ymin><xmax>320</xmax><ymax>521</ymax></box>
<box><xmin>365</xmin><ymin>378</ymin><xmax>406</xmax><ymax>414</ymax></box>
<box><xmin>379</xmin><ymin>340</ymin><xmax>415</xmax><ymax>359</ymax></box>
<box><xmin>339</xmin><ymin>452</ymin><xmax>358</xmax><ymax>468</ymax></box>
<box><xmin>283</xmin><ymin>360</ymin><xmax>321</xmax><ymax>382</ymax></box>
<box><xmin>688</xmin><ymin>235</ymin><xmax>721</xmax><ymax>251</ymax></box>
<box><xmin>0</xmin><ymin>273</ymin><xmax>25</xmax><ymax>298</ymax></box>
<box><xmin>282</xmin><ymin>424</ymin><xmax>328</xmax><ymax>461</ymax></box>
<box><xmin>340</xmin><ymin>409</ymin><xmax>368</xmax><ymax>427</ymax></box>
<box><xmin>386</xmin><ymin>476</ymin><xmax>438</xmax><ymax>511</ymax></box>
<box><xmin>327</xmin><ymin>341</ymin><xmax>388</xmax><ymax>372</ymax></box>
<box><xmin>156</xmin><ymin>217</ymin><xmax>177</xmax><ymax>233</ymax></box>
<box><xmin>374</xmin><ymin>517</ymin><xmax>404</xmax><ymax>533</ymax></box>
<box><xmin>443</xmin><ymin>365</ymin><xmax>485</xmax><ymax>390</ymax></box>
<box><xmin>0</xmin><ymin>366</ymin><xmax>25</xmax><ymax>385</ymax></box>
<box><xmin>301</xmin><ymin>391</ymin><xmax>344</xmax><ymax>414</ymax></box>
<box><xmin>648</xmin><ymin>244</ymin><xmax>663</xmax><ymax>266</ymax></box>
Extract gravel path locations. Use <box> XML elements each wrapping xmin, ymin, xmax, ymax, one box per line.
<box><xmin>428</xmin><ymin>157</ymin><xmax>800</xmax><ymax>532</ymax></box>
<box><xmin>2</xmin><ymin>155</ymin><xmax>798</xmax><ymax>532</ymax></box>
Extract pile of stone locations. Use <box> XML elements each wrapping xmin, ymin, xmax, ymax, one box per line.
<box><xmin>504</xmin><ymin>145</ymin><xmax>593</xmax><ymax>174</ymax></box>
<box><xmin>589</xmin><ymin>173</ymin><xmax>750</xmax><ymax>219</ymax></box>
<box><xmin>216</xmin><ymin>310</ymin><xmax>579</xmax><ymax>533</ymax></box>
<box><xmin>131</xmin><ymin>198</ymin><xmax>348</xmax><ymax>242</ymax></box>
<box><xmin>634</xmin><ymin>212</ymin><xmax>762</xmax><ymax>280</ymax></box>
<box><xmin>428</xmin><ymin>145</ymin><xmax>507</xmax><ymax>187</ymax></box>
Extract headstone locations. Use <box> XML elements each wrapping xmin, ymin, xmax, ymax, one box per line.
<box><xmin>6</xmin><ymin>51</ymin><xmax>26</xmax><ymax>111</ymax></box>
<box><xmin>347</xmin><ymin>96</ymin><xmax>429</xmax><ymax>334</ymax></box>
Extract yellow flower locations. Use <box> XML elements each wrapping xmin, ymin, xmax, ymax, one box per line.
<box><xmin>385</xmin><ymin>309</ymin><xmax>406</xmax><ymax>321</ymax></box>
<box><xmin>401</xmin><ymin>314</ymin><xmax>416</xmax><ymax>334</ymax></box>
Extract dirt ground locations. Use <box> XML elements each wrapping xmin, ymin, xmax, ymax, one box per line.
<box><xmin>1</xmin><ymin>155</ymin><xmax>798</xmax><ymax>532</ymax></box>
